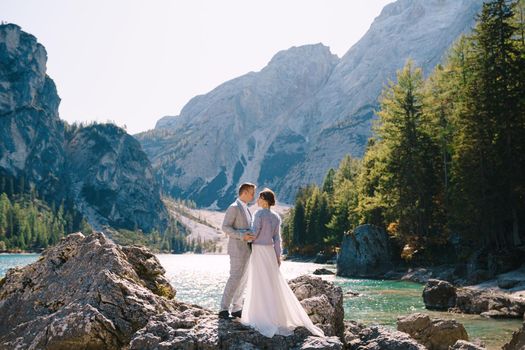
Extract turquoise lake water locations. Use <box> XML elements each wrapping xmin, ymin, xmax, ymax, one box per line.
<box><xmin>1</xmin><ymin>253</ymin><xmax>520</xmax><ymax>349</ymax></box>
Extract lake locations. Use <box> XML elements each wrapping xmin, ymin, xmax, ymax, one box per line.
<box><xmin>1</xmin><ymin>253</ymin><xmax>520</xmax><ymax>349</ymax></box>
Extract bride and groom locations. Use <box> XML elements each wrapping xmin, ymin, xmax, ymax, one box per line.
<box><xmin>219</xmin><ymin>183</ymin><xmax>324</xmax><ymax>338</ymax></box>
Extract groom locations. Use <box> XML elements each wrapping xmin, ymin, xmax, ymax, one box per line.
<box><xmin>219</xmin><ymin>182</ymin><xmax>256</xmax><ymax>319</ymax></box>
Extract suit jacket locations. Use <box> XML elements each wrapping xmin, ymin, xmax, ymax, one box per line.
<box><xmin>222</xmin><ymin>199</ymin><xmax>251</xmax><ymax>257</ymax></box>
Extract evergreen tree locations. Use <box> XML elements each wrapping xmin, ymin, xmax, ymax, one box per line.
<box><xmin>451</xmin><ymin>0</ymin><xmax>525</xmax><ymax>248</ymax></box>
<box><xmin>322</xmin><ymin>168</ymin><xmax>336</xmax><ymax>196</ymax></box>
<box><xmin>375</xmin><ymin>60</ymin><xmax>445</xmax><ymax>249</ymax></box>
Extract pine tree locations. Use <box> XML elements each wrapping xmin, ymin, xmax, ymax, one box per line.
<box><xmin>322</xmin><ymin>169</ymin><xmax>336</xmax><ymax>196</ymax></box>
<box><xmin>374</xmin><ymin>60</ymin><xmax>445</xmax><ymax>250</ymax></box>
<box><xmin>451</xmin><ymin>0</ymin><xmax>525</xmax><ymax>248</ymax></box>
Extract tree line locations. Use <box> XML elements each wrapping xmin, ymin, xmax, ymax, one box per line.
<box><xmin>283</xmin><ymin>0</ymin><xmax>525</xmax><ymax>262</ymax></box>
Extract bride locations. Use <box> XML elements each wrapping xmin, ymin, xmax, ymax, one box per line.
<box><xmin>240</xmin><ymin>188</ymin><xmax>325</xmax><ymax>338</ymax></box>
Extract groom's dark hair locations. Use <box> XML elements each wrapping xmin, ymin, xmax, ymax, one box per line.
<box><xmin>239</xmin><ymin>182</ymin><xmax>256</xmax><ymax>196</ymax></box>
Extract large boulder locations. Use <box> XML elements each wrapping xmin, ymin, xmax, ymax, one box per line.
<box><xmin>503</xmin><ymin>321</ymin><xmax>525</xmax><ymax>350</ymax></box>
<box><xmin>397</xmin><ymin>313</ymin><xmax>469</xmax><ymax>350</ymax></box>
<box><xmin>0</xmin><ymin>232</ymin><xmax>177</xmax><ymax>348</ymax></box>
<box><xmin>337</xmin><ymin>224</ymin><xmax>393</xmax><ymax>278</ymax></box>
<box><xmin>0</xmin><ymin>232</ymin><xmax>342</xmax><ymax>349</ymax></box>
<box><xmin>344</xmin><ymin>320</ymin><xmax>426</xmax><ymax>350</ymax></box>
<box><xmin>455</xmin><ymin>288</ymin><xmax>525</xmax><ymax>318</ymax></box>
<box><xmin>288</xmin><ymin>275</ymin><xmax>344</xmax><ymax>339</ymax></box>
<box><xmin>422</xmin><ymin>279</ymin><xmax>457</xmax><ymax>311</ymax></box>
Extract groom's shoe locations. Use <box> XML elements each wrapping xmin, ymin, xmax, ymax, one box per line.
<box><xmin>218</xmin><ymin>310</ymin><xmax>231</xmax><ymax>319</ymax></box>
<box><xmin>231</xmin><ymin>309</ymin><xmax>242</xmax><ymax>318</ymax></box>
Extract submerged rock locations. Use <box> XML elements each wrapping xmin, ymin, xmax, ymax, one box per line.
<box><xmin>313</xmin><ymin>268</ymin><xmax>335</xmax><ymax>275</ymax></box>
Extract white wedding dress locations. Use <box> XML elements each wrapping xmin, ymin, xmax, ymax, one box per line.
<box><xmin>240</xmin><ymin>244</ymin><xmax>325</xmax><ymax>338</ymax></box>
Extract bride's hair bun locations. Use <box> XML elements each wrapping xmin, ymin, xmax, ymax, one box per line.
<box><xmin>259</xmin><ymin>188</ymin><xmax>276</xmax><ymax>206</ymax></box>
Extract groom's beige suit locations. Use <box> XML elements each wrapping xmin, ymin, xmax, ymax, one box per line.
<box><xmin>220</xmin><ymin>198</ymin><xmax>252</xmax><ymax>313</ymax></box>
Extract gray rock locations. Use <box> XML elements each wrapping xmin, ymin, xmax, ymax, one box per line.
<box><xmin>130</xmin><ymin>312</ymin><xmax>343</xmax><ymax>350</ymax></box>
<box><xmin>503</xmin><ymin>321</ymin><xmax>525</xmax><ymax>350</ymax></box>
<box><xmin>313</xmin><ymin>268</ymin><xmax>335</xmax><ymax>275</ymax></box>
<box><xmin>402</xmin><ymin>268</ymin><xmax>434</xmax><ymax>284</ymax></box>
<box><xmin>422</xmin><ymin>279</ymin><xmax>457</xmax><ymax>311</ymax></box>
<box><xmin>0</xmin><ymin>232</ymin><xmax>178</xmax><ymax>349</ymax></box>
<box><xmin>0</xmin><ymin>23</ymin><xmax>68</xmax><ymax>203</ymax></box>
<box><xmin>337</xmin><ymin>224</ymin><xmax>393</xmax><ymax>278</ymax></box>
<box><xmin>288</xmin><ymin>275</ymin><xmax>344</xmax><ymax>339</ymax></box>
<box><xmin>455</xmin><ymin>288</ymin><xmax>525</xmax><ymax>318</ymax></box>
<box><xmin>136</xmin><ymin>0</ymin><xmax>484</xmax><ymax>208</ymax></box>
<box><xmin>0</xmin><ymin>232</ymin><xmax>343</xmax><ymax>349</ymax></box>
<box><xmin>65</xmin><ymin>123</ymin><xmax>169</xmax><ymax>232</ymax></box>
<box><xmin>397</xmin><ymin>313</ymin><xmax>469</xmax><ymax>350</ymax></box>
<box><xmin>450</xmin><ymin>340</ymin><xmax>486</xmax><ymax>349</ymax></box>
<box><xmin>345</xmin><ymin>323</ymin><xmax>426</xmax><ymax>350</ymax></box>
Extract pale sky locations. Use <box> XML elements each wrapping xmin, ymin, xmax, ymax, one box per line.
<box><xmin>1</xmin><ymin>0</ymin><xmax>394</xmax><ymax>135</ymax></box>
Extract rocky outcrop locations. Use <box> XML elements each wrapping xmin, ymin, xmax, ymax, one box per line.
<box><xmin>344</xmin><ymin>320</ymin><xmax>426</xmax><ymax>350</ymax></box>
<box><xmin>0</xmin><ymin>232</ymin><xmax>177</xmax><ymax>348</ymax></box>
<box><xmin>288</xmin><ymin>275</ymin><xmax>344</xmax><ymax>339</ymax></box>
<box><xmin>422</xmin><ymin>279</ymin><xmax>457</xmax><ymax>311</ymax></box>
<box><xmin>455</xmin><ymin>288</ymin><xmax>525</xmax><ymax>319</ymax></box>
<box><xmin>422</xmin><ymin>279</ymin><xmax>525</xmax><ymax>319</ymax></box>
<box><xmin>137</xmin><ymin>0</ymin><xmax>484</xmax><ymax>207</ymax></box>
<box><xmin>451</xmin><ymin>340</ymin><xmax>486</xmax><ymax>350</ymax></box>
<box><xmin>65</xmin><ymin>123</ymin><xmax>168</xmax><ymax>232</ymax></box>
<box><xmin>130</xmin><ymin>313</ymin><xmax>343</xmax><ymax>350</ymax></box>
<box><xmin>0</xmin><ymin>23</ymin><xmax>68</xmax><ymax>203</ymax></box>
<box><xmin>0</xmin><ymin>232</ymin><xmax>343</xmax><ymax>349</ymax></box>
<box><xmin>0</xmin><ymin>23</ymin><xmax>168</xmax><ymax>233</ymax></box>
<box><xmin>397</xmin><ymin>313</ymin><xmax>469</xmax><ymax>350</ymax></box>
<box><xmin>503</xmin><ymin>321</ymin><xmax>525</xmax><ymax>350</ymax></box>
<box><xmin>337</xmin><ymin>224</ymin><xmax>393</xmax><ymax>278</ymax></box>
<box><xmin>137</xmin><ymin>43</ymin><xmax>339</xmax><ymax>209</ymax></box>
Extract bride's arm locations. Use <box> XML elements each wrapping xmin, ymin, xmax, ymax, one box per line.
<box><xmin>273</xmin><ymin>216</ymin><xmax>282</xmax><ymax>266</ymax></box>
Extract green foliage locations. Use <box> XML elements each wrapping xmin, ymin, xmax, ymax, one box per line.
<box><xmin>284</xmin><ymin>0</ymin><xmax>525</xmax><ymax>260</ymax></box>
<box><xmin>374</xmin><ymin>60</ymin><xmax>447</xmax><ymax>249</ymax></box>
<box><xmin>0</xmin><ymin>191</ymin><xmax>81</xmax><ymax>251</ymax></box>
<box><xmin>448</xmin><ymin>0</ymin><xmax>525</xmax><ymax>249</ymax></box>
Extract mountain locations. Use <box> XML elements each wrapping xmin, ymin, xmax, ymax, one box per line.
<box><xmin>136</xmin><ymin>0</ymin><xmax>484</xmax><ymax>208</ymax></box>
<box><xmin>138</xmin><ymin>44</ymin><xmax>339</xmax><ymax>208</ymax></box>
<box><xmin>0</xmin><ymin>23</ymin><xmax>168</xmax><ymax>232</ymax></box>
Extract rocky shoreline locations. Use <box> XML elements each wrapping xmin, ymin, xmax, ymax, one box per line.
<box><xmin>0</xmin><ymin>232</ymin><xmax>523</xmax><ymax>349</ymax></box>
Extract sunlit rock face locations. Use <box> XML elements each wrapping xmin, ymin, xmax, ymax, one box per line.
<box><xmin>0</xmin><ymin>23</ymin><xmax>168</xmax><ymax>232</ymax></box>
<box><xmin>0</xmin><ymin>23</ymin><xmax>68</xmax><ymax>204</ymax></box>
<box><xmin>137</xmin><ymin>0</ymin><xmax>483</xmax><ymax>208</ymax></box>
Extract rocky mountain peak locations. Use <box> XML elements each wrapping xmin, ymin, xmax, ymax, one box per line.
<box><xmin>0</xmin><ymin>23</ymin><xmax>168</xmax><ymax>233</ymax></box>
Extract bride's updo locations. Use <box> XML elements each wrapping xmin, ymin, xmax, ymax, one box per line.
<box><xmin>259</xmin><ymin>188</ymin><xmax>276</xmax><ymax>207</ymax></box>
